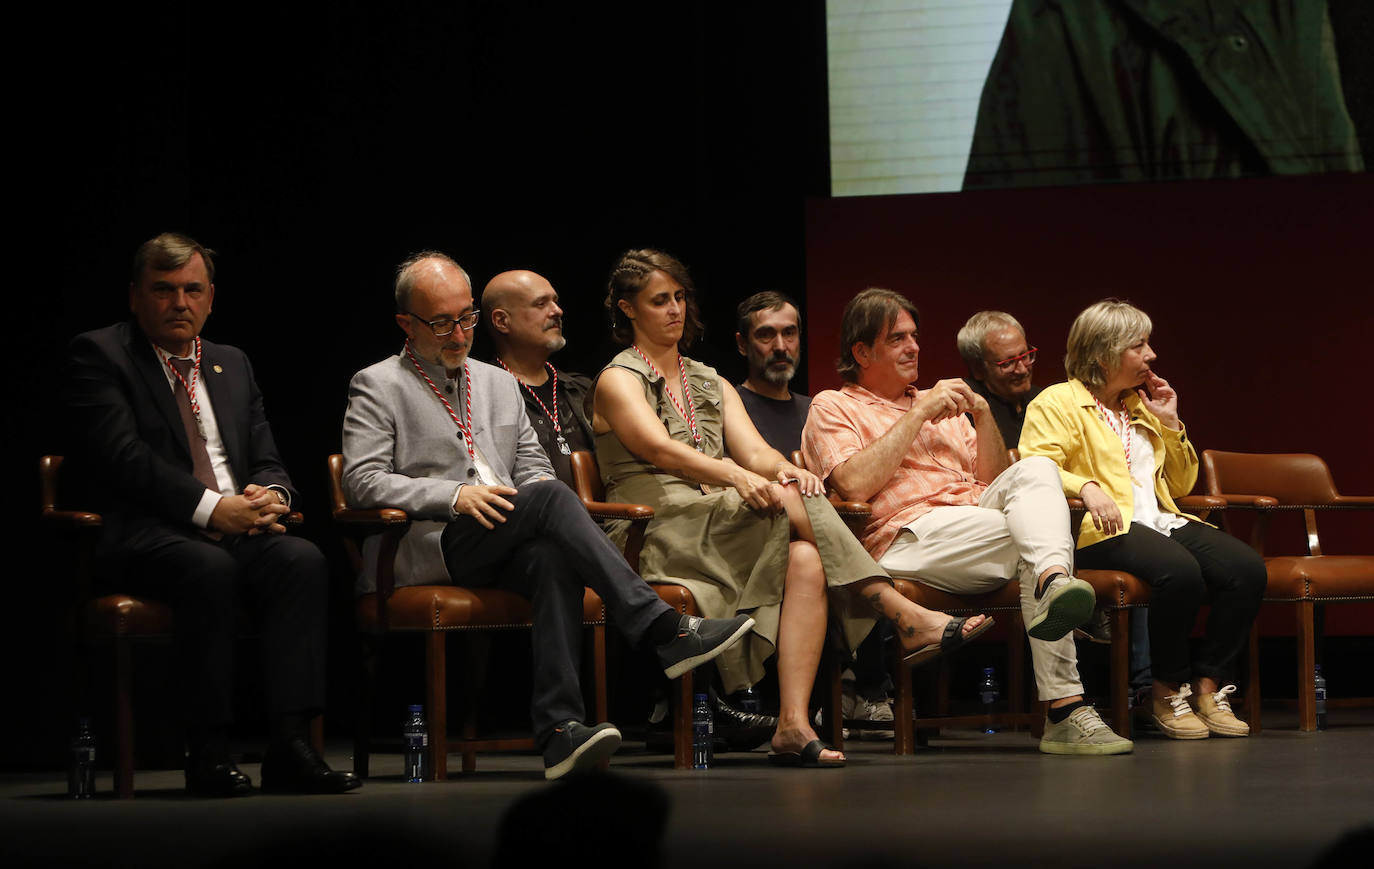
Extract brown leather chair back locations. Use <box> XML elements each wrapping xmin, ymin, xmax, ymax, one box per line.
<box><xmin>1203</xmin><ymin>451</ymin><xmax>1340</xmax><ymax>506</ymax></box>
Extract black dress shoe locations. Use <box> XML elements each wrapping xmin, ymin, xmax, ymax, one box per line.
<box><xmin>260</xmin><ymin>736</ymin><xmax>362</xmax><ymax>795</ymax></box>
<box><xmin>186</xmin><ymin>759</ymin><xmax>253</xmax><ymax>798</ymax></box>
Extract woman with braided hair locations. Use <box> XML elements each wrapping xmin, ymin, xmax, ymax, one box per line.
<box><xmin>592</xmin><ymin>248</ymin><xmax>990</xmax><ymax>767</ymax></box>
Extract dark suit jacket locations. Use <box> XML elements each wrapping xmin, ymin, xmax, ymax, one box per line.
<box><xmin>63</xmin><ymin>320</ymin><xmax>297</xmax><ymax>557</ymax></box>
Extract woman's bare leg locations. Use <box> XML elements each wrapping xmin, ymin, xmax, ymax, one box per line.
<box><xmin>769</xmin><ymin>538</ymin><xmax>842</xmax><ymax>761</ymax></box>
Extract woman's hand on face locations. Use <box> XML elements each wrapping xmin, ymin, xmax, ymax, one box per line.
<box><xmin>733</xmin><ymin>467</ymin><xmax>785</xmax><ymax>514</ymax></box>
<box><xmin>777</xmin><ymin>465</ymin><xmax>824</xmax><ymax>498</ymax></box>
<box><xmin>1137</xmin><ymin>372</ymin><xmax>1180</xmax><ymax>429</ymax></box>
<box><xmin>1080</xmin><ymin>482</ymin><xmax>1124</xmax><ymax>535</ymax></box>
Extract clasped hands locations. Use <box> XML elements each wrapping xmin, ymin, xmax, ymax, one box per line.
<box><xmin>732</xmin><ymin>464</ymin><xmax>823</xmax><ymax>514</ymax></box>
<box><xmin>209</xmin><ymin>483</ymin><xmax>289</xmax><ymax>536</ymax></box>
<box><xmin>913</xmin><ymin>378</ymin><xmax>988</xmax><ymax>424</ymax></box>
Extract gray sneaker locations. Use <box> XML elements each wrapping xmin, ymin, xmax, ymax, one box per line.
<box><xmin>1027</xmin><ymin>574</ymin><xmax>1096</xmax><ymax>641</ymax></box>
<box><xmin>657</xmin><ymin>614</ymin><xmax>755</xmax><ymax>679</ymax></box>
<box><xmin>543</xmin><ymin>721</ymin><xmax>622</xmax><ymax>780</ymax></box>
<box><xmin>1039</xmin><ymin>706</ymin><xmax>1134</xmax><ymax>756</ymax></box>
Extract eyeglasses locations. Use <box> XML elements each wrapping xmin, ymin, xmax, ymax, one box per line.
<box><xmin>992</xmin><ymin>347</ymin><xmax>1037</xmax><ymax>371</ymax></box>
<box><xmin>406</xmin><ymin>309</ymin><xmax>480</xmax><ymax>337</ymax></box>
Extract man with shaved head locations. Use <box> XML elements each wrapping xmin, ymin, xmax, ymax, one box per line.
<box><xmin>341</xmin><ymin>253</ymin><xmax>752</xmax><ymax>780</ymax></box>
<box><xmin>481</xmin><ymin>270</ymin><xmax>593</xmax><ymax>488</ymax></box>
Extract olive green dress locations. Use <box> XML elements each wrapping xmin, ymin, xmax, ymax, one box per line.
<box><xmin>596</xmin><ymin>349</ymin><xmax>886</xmax><ymax>694</ymax></box>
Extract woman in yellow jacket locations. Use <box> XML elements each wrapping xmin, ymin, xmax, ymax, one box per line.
<box><xmin>1020</xmin><ymin>300</ymin><xmax>1264</xmax><ymax>740</ymax></box>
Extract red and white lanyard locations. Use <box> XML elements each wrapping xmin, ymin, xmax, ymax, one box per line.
<box><xmin>405</xmin><ymin>342</ymin><xmax>474</xmax><ymax>461</ymax></box>
<box><xmin>632</xmin><ymin>345</ymin><xmax>703</xmax><ymax>451</ymax></box>
<box><xmin>1093</xmin><ymin>397</ymin><xmax>1132</xmax><ymax>468</ymax></box>
<box><xmin>157</xmin><ymin>337</ymin><xmax>207</xmax><ymax>440</ymax></box>
<box><xmin>495</xmin><ymin>358</ymin><xmax>570</xmax><ymax>455</ymax></box>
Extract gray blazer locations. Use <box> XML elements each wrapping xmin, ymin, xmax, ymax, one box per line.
<box><xmin>342</xmin><ymin>351</ymin><xmax>555</xmax><ymax>592</ymax></box>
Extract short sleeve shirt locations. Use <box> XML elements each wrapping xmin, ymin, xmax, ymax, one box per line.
<box><xmin>803</xmin><ymin>383</ymin><xmax>987</xmax><ymax>558</ymax></box>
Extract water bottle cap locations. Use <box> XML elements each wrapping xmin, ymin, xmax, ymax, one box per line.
<box><xmin>694</xmin><ymin>693</ymin><xmax>708</xmax><ymax>703</ymax></box>
<box><xmin>408</xmin><ymin>703</ymin><xmax>423</xmax><ymax>713</ymax></box>
<box><xmin>983</xmin><ymin>667</ymin><xmax>994</xmax><ymax>675</ymax></box>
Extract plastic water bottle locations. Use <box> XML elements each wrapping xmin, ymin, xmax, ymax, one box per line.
<box><xmin>67</xmin><ymin>717</ymin><xmax>95</xmax><ymax>799</ymax></box>
<box><xmin>692</xmin><ymin>693</ymin><xmax>713</xmax><ymax>769</ymax></box>
<box><xmin>1314</xmin><ymin>666</ymin><xmax>1328</xmax><ymax>731</ymax></box>
<box><xmin>979</xmin><ymin>667</ymin><xmax>1000</xmax><ymax>734</ymax></box>
<box><xmin>402</xmin><ymin>704</ymin><xmax>428</xmax><ymax>782</ymax></box>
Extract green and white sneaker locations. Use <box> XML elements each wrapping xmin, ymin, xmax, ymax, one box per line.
<box><xmin>1039</xmin><ymin>706</ymin><xmax>1134</xmax><ymax>756</ymax></box>
<box><xmin>1027</xmin><ymin>574</ymin><xmax>1096</xmax><ymax>641</ymax></box>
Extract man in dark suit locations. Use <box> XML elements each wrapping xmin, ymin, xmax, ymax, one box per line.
<box><xmin>63</xmin><ymin>232</ymin><xmax>359</xmax><ymax>796</ymax></box>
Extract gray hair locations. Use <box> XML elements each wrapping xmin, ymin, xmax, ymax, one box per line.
<box><xmin>1064</xmin><ymin>300</ymin><xmax>1153</xmax><ymax>387</ymax></box>
<box><xmin>394</xmin><ymin>251</ymin><xmax>471</xmax><ymax>312</ymax></box>
<box><xmin>956</xmin><ymin>311</ymin><xmax>1024</xmax><ymax>376</ymax></box>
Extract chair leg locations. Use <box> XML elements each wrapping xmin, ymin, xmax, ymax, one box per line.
<box><xmin>592</xmin><ymin>624</ymin><xmax>608</xmax><ymax>723</ymax></box>
<box><xmin>892</xmin><ymin>654</ymin><xmax>914</xmax><ymax>756</ymax></box>
<box><xmin>673</xmin><ymin>669</ymin><xmax>693</xmax><ymax>770</ymax></box>
<box><xmin>354</xmin><ymin>634</ymin><xmax>377</xmax><ymax>780</ymax></box>
<box><xmin>460</xmin><ymin>633</ymin><xmax>493</xmax><ymax>775</ymax></box>
<box><xmin>1246</xmin><ymin>621</ymin><xmax>1262</xmax><ymax>735</ymax></box>
<box><xmin>825</xmin><ymin>655</ymin><xmax>845</xmax><ymax>751</ymax></box>
<box><xmin>1110</xmin><ymin>607</ymin><xmax>1131</xmax><ymax>737</ymax></box>
<box><xmin>1007</xmin><ymin>613</ymin><xmax>1027</xmax><ymax>732</ymax></box>
<box><xmin>114</xmin><ymin>639</ymin><xmax>134</xmax><ymax>799</ymax></box>
<box><xmin>1296</xmin><ymin>600</ymin><xmax>1316</xmax><ymax>731</ymax></box>
<box><xmin>426</xmin><ymin>632</ymin><xmax>448</xmax><ymax>780</ymax></box>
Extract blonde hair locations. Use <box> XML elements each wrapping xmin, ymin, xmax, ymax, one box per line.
<box><xmin>1064</xmin><ymin>300</ymin><xmax>1152</xmax><ymax>387</ymax></box>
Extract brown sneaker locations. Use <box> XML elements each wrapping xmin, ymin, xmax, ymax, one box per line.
<box><xmin>1191</xmin><ymin>684</ymin><xmax>1250</xmax><ymax>737</ymax></box>
<box><xmin>1151</xmin><ymin>683</ymin><xmax>1210</xmax><ymax>739</ymax></box>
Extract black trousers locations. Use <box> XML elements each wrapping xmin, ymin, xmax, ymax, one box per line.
<box><xmin>440</xmin><ymin>480</ymin><xmax>672</xmax><ymax>746</ymax></box>
<box><xmin>1077</xmin><ymin>521</ymin><xmax>1265</xmax><ymax>685</ymax></box>
<box><xmin>110</xmin><ymin>526</ymin><xmax>329</xmax><ymax>729</ymax></box>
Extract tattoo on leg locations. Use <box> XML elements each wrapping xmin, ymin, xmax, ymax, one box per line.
<box><xmin>866</xmin><ymin>591</ymin><xmax>885</xmax><ymax>615</ymax></box>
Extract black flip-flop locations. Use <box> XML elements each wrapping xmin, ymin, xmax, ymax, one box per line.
<box><xmin>901</xmin><ymin>615</ymin><xmax>995</xmax><ymax>669</ymax></box>
<box><xmin>767</xmin><ymin>738</ymin><xmax>845</xmax><ymax>768</ymax></box>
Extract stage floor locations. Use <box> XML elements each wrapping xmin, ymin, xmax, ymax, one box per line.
<box><xmin>3</xmin><ymin>709</ymin><xmax>1371</xmax><ymax>868</ymax></box>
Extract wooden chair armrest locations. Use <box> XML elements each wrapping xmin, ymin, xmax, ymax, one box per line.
<box><xmin>1176</xmin><ymin>495</ymin><xmax>1226</xmax><ymax>511</ymax></box>
<box><xmin>827</xmin><ymin>495</ymin><xmax>872</xmax><ymax>516</ymax></box>
<box><xmin>41</xmin><ymin>509</ymin><xmax>103</xmax><ymax>528</ymax></box>
<box><xmin>1329</xmin><ymin>495</ymin><xmax>1374</xmax><ymax>508</ymax></box>
<box><xmin>1207</xmin><ymin>494</ymin><xmax>1281</xmax><ymax>509</ymax></box>
<box><xmin>580</xmin><ymin>500</ymin><xmax>655</xmax><ymax>523</ymax></box>
<box><xmin>331</xmin><ymin>506</ymin><xmax>411</xmax><ymax>533</ymax></box>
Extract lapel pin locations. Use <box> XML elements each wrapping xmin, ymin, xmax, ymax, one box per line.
<box><xmin>213</xmin><ymin>365</ymin><xmax>223</xmax><ymax>374</ymax></box>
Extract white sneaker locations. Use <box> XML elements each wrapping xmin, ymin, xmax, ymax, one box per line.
<box><xmin>844</xmin><ymin>693</ymin><xmax>895</xmax><ymax>741</ymax></box>
<box><xmin>1039</xmin><ymin>706</ymin><xmax>1133</xmax><ymax>755</ymax></box>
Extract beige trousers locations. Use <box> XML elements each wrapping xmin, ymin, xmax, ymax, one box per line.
<box><xmin>879</xmin><ymin>456</ymin><xmax>1084</xmax><ymax>701</ymax></box>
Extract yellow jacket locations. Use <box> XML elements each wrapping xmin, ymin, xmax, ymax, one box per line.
<box><xmin>1019</xmin><ymin>379</ymin><xmax>1200</xmax><ymax>549</ymax></box>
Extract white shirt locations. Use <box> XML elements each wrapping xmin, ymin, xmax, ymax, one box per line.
<box><xmin>1128</xmin><ymin>423</ymin><xmax>1187</xmax><ymax>536</ymax></box>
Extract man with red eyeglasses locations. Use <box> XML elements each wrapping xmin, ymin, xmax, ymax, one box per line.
<box><xmin>957</xmin><ymin>311</ymin><xmax>1042</xmax><ymax>447</ymax></box>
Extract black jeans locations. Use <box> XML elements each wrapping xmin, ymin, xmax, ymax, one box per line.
<box><xmin>1077</xmin><ymin>521</ymin><xmax>1265</xmax><ymax>686</ymax></box>
<box><xmin>440</xmin><ymin>480</ymin><xmax>672</xmax><ymax>745</ymax></box>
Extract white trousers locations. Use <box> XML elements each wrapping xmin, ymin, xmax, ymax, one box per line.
<box><xmin>879</xmin><ymin>456</ymin><xmax>1083</xmax><ymax>701</ymax></box>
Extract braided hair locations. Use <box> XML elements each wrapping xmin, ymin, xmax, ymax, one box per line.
<box><xmin>604</xmin><ymin>248</ymin><xmax>704</xmax><ymax>351</ymax></box>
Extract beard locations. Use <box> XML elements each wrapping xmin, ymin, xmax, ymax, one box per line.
<box><xmin>758</xmin><ymin>353</ymin><xmax>797</xmax><ymax>386</ymax></box>
<box><xmin>543</xmin><ymin>332</ymin><xmax>567</xmax><ymax>353</ymax></box>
